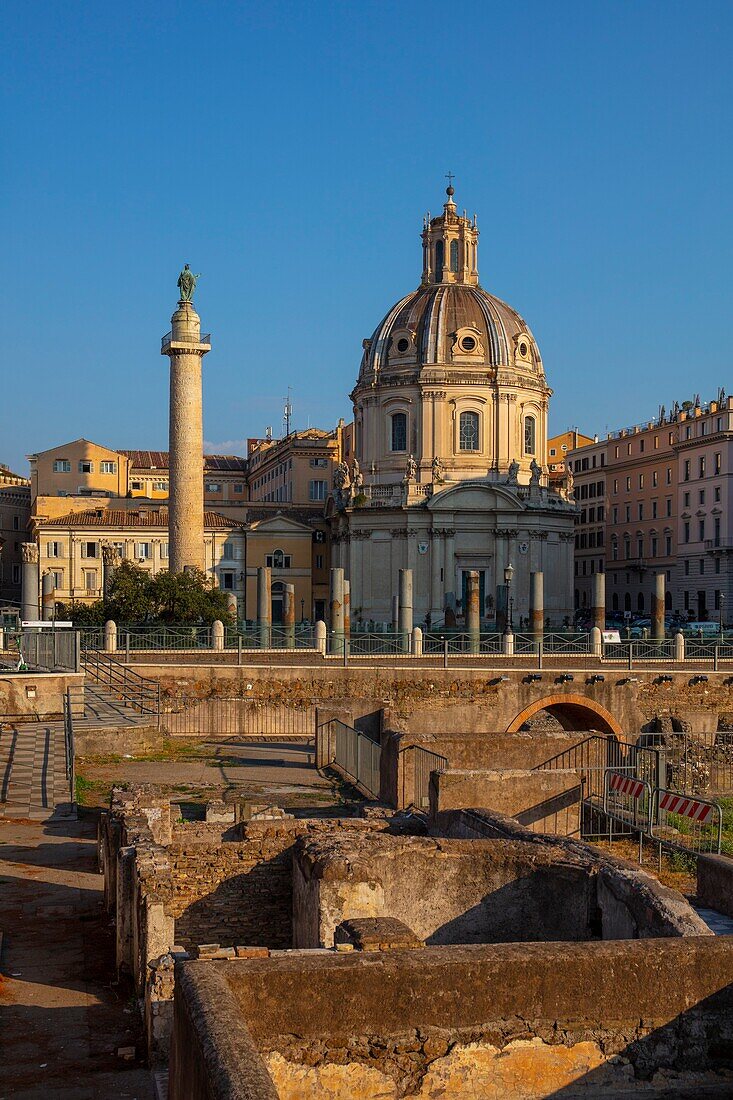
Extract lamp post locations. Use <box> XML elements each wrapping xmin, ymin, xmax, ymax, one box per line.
<box><xmin>301</xmin><ymin>598</ymin><xmax>305</xmax><ymax>622</ymax></box>
<box><xmin>504</xmin><ymin>563</ymin><xmax>514</xmax><ymax>635</ymax></box>
<box><xmin>720</xmin><ymin>593</ymin><xmax>726</xmax><ymax>637</ymax></box>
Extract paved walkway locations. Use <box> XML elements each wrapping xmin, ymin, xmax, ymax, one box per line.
<box><xmin>0</xmin><ymin>723</ymin><xmax>72</xmax><ymax>820</ymax></box>
<box><xmin>0</xmin><ymin>815</ymin><xmax>154</xmax><ymax>1099</ymax></box>
<box><xmin>691</xmin><ymin>904</ymin><xmax>733</xmax><ymax>936</ymax></box>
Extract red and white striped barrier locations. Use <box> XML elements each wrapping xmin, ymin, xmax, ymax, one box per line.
<box><xmin>658</xmin><ymin>791</ymin><xmax>717</xmax><ymax>825</ymax></box>
<box><xmin>608</xmin><ymin>772</ymin><xmax>646</xmax><ymax>800</ymax></box>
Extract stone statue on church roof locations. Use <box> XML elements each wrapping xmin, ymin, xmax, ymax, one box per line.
<box><xmin>506</xmin><ymin>459</ymin><xmax>519</xmax><ymax>486</ymax></box>
<box><xmin>529</xmin><ymin>458</ymin><xmax>542</xmax><ymax>486</ymax></box>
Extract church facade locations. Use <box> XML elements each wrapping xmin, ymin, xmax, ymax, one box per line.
<box><xmin>328</xmin><ymin>187</ymin><xmax>577</xmax><ymax>628</ymax></box>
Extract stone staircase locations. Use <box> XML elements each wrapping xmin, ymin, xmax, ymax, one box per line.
<box><xmin>0</xmin><ymin>676</ymin><xmax>155</xmax><ymax>821</ymax></box>
<box><xmin>0</xmin><ymin>719</ymin><xmax>73</xmax><ymax>820</ymax></box>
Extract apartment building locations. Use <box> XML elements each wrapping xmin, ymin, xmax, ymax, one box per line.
<box><xmin>604</xmin><ymin>416</ymin><xmax>678</xmax><ymax>616</ymax></box>
<box><xmin>0</xmin><ymin>464</ymin><xmax>31</xmax><ymax>608</ymax></box>
<box><xmin>675</xmin><ymin>395</ymin><xmax>733</xmax><ymax>622</ymax></box>
<box><xmin>568</xmin><ymin>391</ymin><xmax>733</xmax><ymax>623</ymax></box>
<box><xmin>570</xmin><ymin>438</ymin><xmax>607</xmax><ymax>611</ymax></box>
<box><xmin>247</xmin><ymin>424</ymin><xmax>346</xmax><ymax>505</ymax></box>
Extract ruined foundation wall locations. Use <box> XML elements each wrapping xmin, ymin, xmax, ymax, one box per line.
<box><xmin>170</xmin><ymin>942</ymin><xmax>733</xmax><ymax>1100</ymax></box>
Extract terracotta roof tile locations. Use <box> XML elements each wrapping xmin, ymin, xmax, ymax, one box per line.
<box><xmin>43</xmin><ymin>508</ymin><xmax>245</xmax><ymax>530</ymax></box>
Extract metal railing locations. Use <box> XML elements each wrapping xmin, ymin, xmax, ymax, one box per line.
<box><xmin>161</xmin><ymin>330</ymin><xmax>211</xmax><ymax>349</ymax></box>
<box><xmin>534</xmin><ymin>734</ymin><xmax>663</xmax><ymax>807</ymax></box>
<box><xmin>331</xmin><ymin>719</ymin><xmax>381</xmax><ymax>799</ymax></box>
<box><xmin>82</xmin><ymin>647</ymin><xmax>160</xmax><ymax>721</ymax></box>
<box><xmin>162</xmin><ymin>698</ymin><xmax>314</xmax><ymax>738</ymax></box>
<box><xmin>409</xmin><ymin>745</ymin><xmax>449</xmax><ymax>810</ymax></box>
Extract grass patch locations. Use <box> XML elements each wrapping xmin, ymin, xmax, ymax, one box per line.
<box><xmin>75</xmin><ymin>772</ymin><xmax>119</xmax><ymax>808</ymax></box>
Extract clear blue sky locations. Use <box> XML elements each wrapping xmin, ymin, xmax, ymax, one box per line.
<box><xmin>4</xmin><ymin>0</ymin><xmax>732</xmax><ymax>473</ymax></box>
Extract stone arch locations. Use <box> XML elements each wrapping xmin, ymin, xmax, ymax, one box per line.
<box><xmin>506</xmin><ymin>693</ymin><xmax>623</xmax><ymax>736</ymax></box>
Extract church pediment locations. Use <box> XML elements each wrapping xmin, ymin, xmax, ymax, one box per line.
<box><xmin>428</xmin><ymin>480</ymin><xmax>525</xmax><ymax>513</ymax></box>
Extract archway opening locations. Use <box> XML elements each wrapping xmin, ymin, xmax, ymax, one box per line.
<box><xmin>506</xmin><ymin>694</ymin><xmax>623</xmax><ymax>737</ymax></box>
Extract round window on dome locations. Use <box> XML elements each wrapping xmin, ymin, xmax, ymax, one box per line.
<box><xmin>519</xmin><ymin>341</ymin><xmax>528</xmax><ymax>358</ymax></box>
<box><xmin>396</xmin><ymin>338</ymin><xmax>410</xmax><ymax>353</ymax></box>
<box><xmin>460</xmin><ymin>336</ymin><xmax>477</xmax><ymax>352</ymax></box>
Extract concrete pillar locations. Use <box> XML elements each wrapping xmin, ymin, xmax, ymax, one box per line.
<box><xmin>590</xmin><ymin>626</ymin><xmax>602</xmax><ymax>657</ymax></box>
<box><xmin>529</xmin><ymin>571</ymin><xmax>544</xmax><ymax>643</ymax></box>
<box><xmin>412</xmin><ymin>625</ymin><xmax>423</xmax><ymax>657</ymax></box>
<box><xmin>502</xmin><ymin>632</ymin><xmax>515</xmax><ymax>656</ymax></box>
<box><xmin>41</xmin><ymin>571</ymin><xmax>55</xmax><ymax>621</ymax></box>
<box><xmin>257</xmin><ymin>566</ymin><xmax>271</xmax><ymax>648</ymax></box>
<box><xmin>398</xmin><ymin>568</ymin><xmax>413</xmax><ymax>653</ymax></box>
<box><xmin>652</xmin><ymin>572</ymin><xmax>666</xmax><ymax>641</ymax></box>
<box><xmin>21</xmin><ymin>542</ymin><xmax>39</xmax><ymax>624</ymax></box>
<box><xmin>343</xmin><ymin>579</ymin><xmax>351</xmax><ymax>640</ymax></box>
<box><xmin>391</xmin><ymin>594</ymin><xmax>399</xmax><ymax>633</ymax></box>
<box><xmin>465</xmin><ymin>569</ymin><xmax>480</xmax><ymax>654</ymax></box>
<box><xmin>162</xmin><ymin>295</ymin><xmax>210</xmax><ymax>574</ymax></box>
<box><xmin>315</xmin><ymin>619</ymin><xmax>327</xmax><ymax>656</ymax></box>
<box><xmin>102</xmin><ymin>543</ymin><xmax>121</xmax><ymax>601</ymax></box>
<box><xmin>283</xmin><ymin>583</ymin><xmax>296</xmax><ymax>648</ymax></box>
<box><xmin>592</xmin><ymin>572</ymin><xmax>606</xmax><ymax>633</ymax></box>
<box><xmin>212</xmin><ymin>619</ymin><xmax>224</xmax><ymax>651</ymax></box>
<box><xmin>330</xmin><ymin>567</ymin><xmax>345</xmax><ymax>655</ymax></box>
<box><xmin>104</xmin><ymin>619</ymin><xmax>118</xmax><ymax>654</ymax></box>
<box><xmin>674</xmin><ymin>631</ymin><xmax>685</xmax><ymax>661</ymax></box>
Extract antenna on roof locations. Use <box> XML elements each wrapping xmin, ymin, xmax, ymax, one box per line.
<box><xmin>283</xmin><ymin>387</ymin><xmax>293</xmax><ymax>436</ymax></box>
<box><xmin>265</xmin><ymin>426</ymin><xmax>273</xmax><ymax>442</ymax></box>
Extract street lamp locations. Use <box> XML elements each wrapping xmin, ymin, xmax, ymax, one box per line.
<box><xmin>504</xmin><ymin>563</ymin><xmax>514</xmax><ymax>634</ymax></box>
<box><xmin>720</xmin><ymin>593</ymin><xmax>726</xmax><ymax>637</ymax></box>
<box><xmin>301</xmin><ymin>598</ymin><xmax>305</xmax><ymax>622</ymax></box>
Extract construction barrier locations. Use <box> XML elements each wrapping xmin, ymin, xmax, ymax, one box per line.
<box><xmin>652</xmin><ymin>788</ymin><xmax>723</xmax><ymax>855</ymax></box>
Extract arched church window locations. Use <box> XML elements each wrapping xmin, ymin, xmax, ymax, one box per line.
<box><xmin>524</xmin><ymin>415</ymin><xmax>536</xmax><ymax>455</ymax></box>
<box><xmin>624</xmin><ymin>592</ymin><xmax>632</xmax><ymax>612</ymax></box>
<box><xmin>612</xmin><ymin>593</ymin><xmax>619</xmax><ymax>611</ymax></box>
<box><xmin>459</xmin><ymin>411</ymin><xmax>480</xmax><ymax>451</ymax></box>
<box><xmin>637</xmin><ymin>592</ymin><xmax>645</xmax><ymax>612</ymax></box>
<box><xmin>435</xmin><ymin>240</ymin><xmax>444</xmax><ymax>281</ymax></box>
<box><xmin>391</xmin><ymin>412</ymin><xmax>407</xmax><ymax>452</ymax></box>
<box><xmin>450</xmin><ymin>239</ymin><xmax>459</xmax><ymax>273</ymax></box>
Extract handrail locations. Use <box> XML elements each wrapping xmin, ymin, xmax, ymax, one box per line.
<box><xmin>82</xmin><ymin>646</ymin><xmax>160</xmax><ymax>723</ymax></box>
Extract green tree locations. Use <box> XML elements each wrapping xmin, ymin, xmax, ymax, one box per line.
<box><xmin>58</xmin><ymin>562</ymin><xmax>233</xmax><ymax>627</ymax></box>
<box><xmin>106</xmin><ymin>561</ymin><xmax>155</xmax><ymax>622</ymax></box>
<box><xmin>149</xmin><ymin>567</ymin><xmax>232</xmax><ymax>625</ymax></box>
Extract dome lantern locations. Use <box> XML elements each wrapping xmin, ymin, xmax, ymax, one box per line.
<box><xmin>421</xmin><ymin>181</ymin><xmax>479</xmax><ymax>287</ymax></box>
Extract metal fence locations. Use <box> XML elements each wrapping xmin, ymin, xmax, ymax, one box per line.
<box><xmin>647</xmin><ymin>729</ymin><xmax>733</xmax><ymax>798</ymax></box>
<box><xmin>7</xmin><ymin>629</ymin><xmax>81</xmax><ymax>672</ymax></box>
<box><xmin>162</xmin><ymin>698</ymin><xmax>315</xmax><ymax>738</ymax></box>
<box><xmin>332</xmin><ymin>719</ymin><xmax>381</xmax><ymax>798</ymax></box>
<box><xmin>408</xmin><ymin>746</ymin><xmax>449</xmax><ymax>810</ymax></box>
<box><xmin>651</xmin><ymin>788</ymin><xmax>723</xmax><ymax>856</ymax></box>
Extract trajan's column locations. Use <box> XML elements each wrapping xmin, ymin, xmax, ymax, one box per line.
<box><xmin>161</xmin><ymin>265</ymin><xmax>211</xmax><ymax>573</ymax></box>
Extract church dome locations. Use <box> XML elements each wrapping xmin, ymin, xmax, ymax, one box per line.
<box><xmin>359</xmin><ymin>282</ymin><xmax>543</xmax><ymax>381</ymax></box>
<box><xmin>358</xmin><ymin>186</ymin><xmax>543</xmax><ymax>384</ymax></box>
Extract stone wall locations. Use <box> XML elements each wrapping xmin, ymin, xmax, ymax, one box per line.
<box><xmin>0</xmin><ymin>670</ymin><xmax>84</xmax><ymax>719</ymax></box>
<box><xmin>429</xmin><ymin>767</ymin><xmax>582</xmax><ymax>833</ymax></box>
<box><xmin>167</xmin><ymin>818</ymin><xmax>385</xmax><ymax>952</ymax></box>
<box><xmin>292</xmin><ymin>829</ymin><xmax>708</xmax><ymax>949</ymax></box>
<box><xmin>169</xmin><ymin>940</ymin><xmax>733</xmax><ymax>1099</ymax></box>
<box><xmin>697</xmin><ymin>853</ymin><xmax>733</xmax><ymax>920</ymax></box>
<box><xmin>132</xmin><ymin>660</ymin><xmax>733</xmax><ymax>738</ymax></box>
